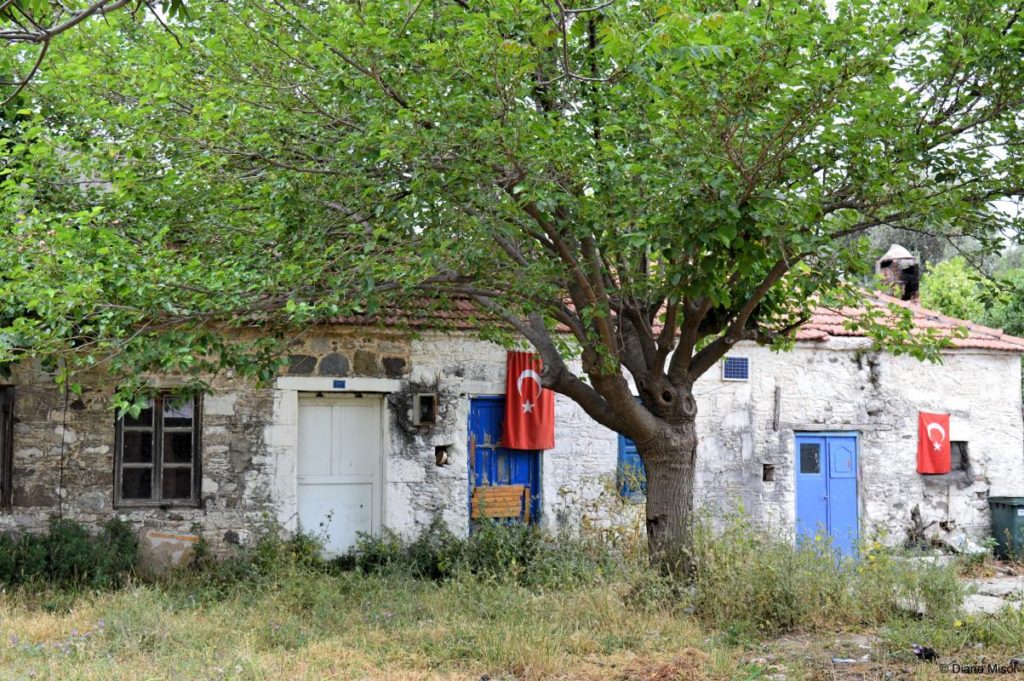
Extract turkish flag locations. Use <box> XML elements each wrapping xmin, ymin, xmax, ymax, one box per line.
<box><xmin>503</xmin><ymin>351</ymin><xmax>555</xmax><ymax>450</ymax></box>
<box><xmin>918</xmin><ymin>412</ymin><xmax>951</xmax><ymax>474</ymax></box>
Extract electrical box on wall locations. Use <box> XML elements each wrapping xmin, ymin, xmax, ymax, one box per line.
<box><xmin>413</xmin><ymin>393</ymin><xmax>437</xmax><ymax>426</ymax></box>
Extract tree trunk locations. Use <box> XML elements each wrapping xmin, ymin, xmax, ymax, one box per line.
<box><xmin>633</xmin><ymin>381</ymin><xmax>699</xmax><ymax>576</ymax></box>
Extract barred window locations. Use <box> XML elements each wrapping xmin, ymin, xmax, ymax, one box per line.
<box><xmin>115</xmin><ymin>395</ymin><xmax>201</xmax><ymax>507</ymax></box>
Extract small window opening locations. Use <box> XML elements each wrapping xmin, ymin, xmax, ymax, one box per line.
<box><xmin>762</xmin><ymin>464</ymin><xmax>776</xmax><ymax>482</ymax></box>
<box><xmin>414</xmin><ymin>393</ymin><xmax>437</xmax><ymax>425</ymax></box>
<box><xmin>950</xmin><ymin>441</ymin><xmax>969</xmax><ymax>472</ymax></box>
<box><xmin>434</xmin><ymin>445</ymin><xmax>450</xmax><ymax>467</ymax></box>
<box><xmin>799</xmin><ymin>443</ymin><xmax>821</xmax><ymax>474</ymax></box>
<box><xmin>115</xmin><ymin>393</ymin><xmax>201</xmax><ymax>507</ymax></box>
<box><xmin>722</xmin><ymin>356</ymin><xmax>750</xmax><ymax>381</ymax></box>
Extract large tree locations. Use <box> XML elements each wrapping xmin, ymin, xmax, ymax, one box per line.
<box><xmin>4</xmin><ymin>0</ymin><xmax>1024</xmax><ymax>568</ymax></box>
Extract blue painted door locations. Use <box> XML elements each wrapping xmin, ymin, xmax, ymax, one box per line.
<box><xmin>468</xmin><ymin>396</ymin><xmax>541</xmax><ymax>523</ymax></box>
<box><xmin>795</xmin><ymin>433</ymin><xmax>859</xmax><ymax>556</ymax></box>
<box><xmin>617</xmin><ymin>435</ymin><xmax>646</xmax><ymax>499</ymax></box>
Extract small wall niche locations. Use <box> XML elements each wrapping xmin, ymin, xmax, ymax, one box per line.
<box><xmin>413</xmin><ymin>393</ymin><xmax>437</xmax><ymax>426</ymax></box>
<box><xmin>762</xmin><ymin>464</ymin><xmax>776</xmax><ymax>482</ymax></box>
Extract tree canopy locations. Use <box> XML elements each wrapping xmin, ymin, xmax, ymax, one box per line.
<box><xmin>7</xmin><ymin>0</ymin><xmax>1023</xmax><ymax>390</ymax></box>
<box><xmin>4</xmin><ymin>0</ymin><xmax>1024</xmax><ymax>561</ymax></box>
<box><xmin>0</xmin><ymin>0</ymin><xmax>186</xmax><ymax>106</ymax></box>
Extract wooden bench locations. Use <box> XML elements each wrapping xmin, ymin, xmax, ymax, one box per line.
<box><xmin>471</xmin><ymin>484</ymin><xmax>530</xmax><ymax>523</ymax></box>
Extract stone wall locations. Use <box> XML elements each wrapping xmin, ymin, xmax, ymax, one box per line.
<box><xmin>0</xmin><ymin>327</ymin><xmax>417</xmax><ymax>550</ymax></box>
<box><xmin>1</xmin><ymin>326</ymin><xmax>1021</xmax><ymax>554</ymax></box>
<box><xmin>401</xmin><ymin>334</ymin><xmax>1024</xmax><ymax>546</ymax></box>
<box><xmin>689</xmin><ymin>338</ymin><xmax>1024</xmax><ymax>545</ymax></box>
<box><xmin>0</xmin><ymin>362</ymin><xmax>280</xmax><ymax>547</ymax></box>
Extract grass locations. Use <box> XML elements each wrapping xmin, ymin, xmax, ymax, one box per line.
<box><xmin>0</xmin><ymin>571</ymin><xmax>741</xmax><ymax>680</ymax></box>
<box><xmin>0</xmin><ymin>517</ymin><xmax>1022</xmax><ymax>680</ymax></box>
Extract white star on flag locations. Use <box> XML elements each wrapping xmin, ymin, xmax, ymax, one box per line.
<box><xmin>522</xmin><ymin>400</ymin><xmax>534</xmax><ymax>413</ymax></box>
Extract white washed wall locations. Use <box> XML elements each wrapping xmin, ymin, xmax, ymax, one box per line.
<box><xmin>394</xmin><ymin>334</ymin><xmax>1024</xmax><ymax>546</ymax></box>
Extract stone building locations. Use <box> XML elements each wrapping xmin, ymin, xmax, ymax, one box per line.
<box><xmin>1</xmin><ymin>284</ymin><xmax>1023</xmax><ymax>560</ymax></box>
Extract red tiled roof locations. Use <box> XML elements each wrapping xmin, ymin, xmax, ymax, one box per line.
<box><xmin>328</xmin><ymin>291</ymin><xmax>1024</xmax><ymax>354</ymax></box>
<box><xmin>797</xmin><ymin>291</ymin><xmax>1024</xmax><ymax>353</ymax></box>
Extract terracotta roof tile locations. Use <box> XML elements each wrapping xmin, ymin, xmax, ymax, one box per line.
<box><xmin>801</xmin><ymin>291</ymin><xmax>1024</xmax><ymax>353</ymax></box>
<box><xmin>327</xmin><ymin>291</ymin><xmax>1024</xmax><ymax>354</ymax></box>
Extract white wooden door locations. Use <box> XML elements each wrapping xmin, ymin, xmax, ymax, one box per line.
<box><xmin>297</xmin><ymin>395</ymin><xmax>383</xmax><ymax>555</ymax></box>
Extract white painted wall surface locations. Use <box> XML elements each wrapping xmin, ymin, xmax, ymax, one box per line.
<box><xmin>389</xmin><ymin>333</ymin><xmax>1024</xmax><ymax>547</ymax></box>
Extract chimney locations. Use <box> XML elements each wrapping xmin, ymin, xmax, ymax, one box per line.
<box><xmin>876</xmin><ymin>244</ymin><xmax>920</xmax><ymax>302</ymax></box>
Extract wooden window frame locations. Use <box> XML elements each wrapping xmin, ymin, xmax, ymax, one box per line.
<box><xmin>114</xmin><ymin>394</ymin><xmax>202</xmax><ymax>509</ymax></box>
<box><xmin>0</xmin><ymin>387</ymin><xmax>13</xmax><ymax>512</ymax></box>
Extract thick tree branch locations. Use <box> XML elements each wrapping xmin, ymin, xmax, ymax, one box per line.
<box><xmin>687</xmin><ymin>258</ymin><xmax>793</xmax><ymax>378</ymax></box>
<box><xmin>0</xmin><ymin>0</ymin><xmax>133</xmax><ymax>43</ymax></box>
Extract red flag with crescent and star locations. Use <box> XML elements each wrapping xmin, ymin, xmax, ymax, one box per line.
<box><xmin>917</xmin><ymin>412</ymin><xmax>951</xmax><ymax>474</ymax></box>
<box><xmin>503</xmin><ymin>351</ymin><xmax>555</xmax><ymax>450</ymax></box>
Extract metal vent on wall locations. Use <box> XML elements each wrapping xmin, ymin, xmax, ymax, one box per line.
<box><xmin>722</xmin><ymin>356</ymin><xmax>750</xmax><ymax>381</ymax></box>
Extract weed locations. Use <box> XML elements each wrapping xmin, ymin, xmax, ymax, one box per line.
<box><xmin>687</xmin><ymin>512</ymin><xmax>964</xmax><ymax>636</ymax></box>
<box><xmin>0</xmin><ymin>518</ymin><xmax>138</xmax><ymax>589</ymax></box>
<box><xmin>344</xmin><ymin>517</ymin><xmax>625</xmax><ymax>588</ymax></box>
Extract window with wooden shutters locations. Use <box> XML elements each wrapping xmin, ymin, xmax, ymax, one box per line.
<box><xmin>115</xmin><ymin>395</ymin><xmax>201</xmax><ymax>507</ymax></box>
<box><xmin>0</xmin><ymin>387</ymin><xmax>13</xmax><ymax>511</ymax></box>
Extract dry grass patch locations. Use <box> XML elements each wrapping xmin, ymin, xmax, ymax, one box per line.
<box><xmin>0</xmin><ymin>572</ymin><xmax>740</xmax><ymax>681</ymax></box>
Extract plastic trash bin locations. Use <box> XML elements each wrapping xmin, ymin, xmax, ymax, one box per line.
<box><xmin>989</xmin><ymin>496</ymin><xmax>1024</xmax><ymax>560</ymax></box>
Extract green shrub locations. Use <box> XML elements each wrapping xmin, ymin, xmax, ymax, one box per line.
<box><xmin>686</xmin><ymin>513</ymin><xmax>965</xmax><ymax>637</ymax></box>
<box><xmin>0</xmin><ymin>533</ymin><xmax>16</xmax><ymax>581</ymax></box>
<box><xmin>344</xmin><ymin>517</ymin><xmax>623</xmax><ymax>588</ymax></box>
<box><xmin>0</xmin><ymin>518</ymin><xmax>138</xmax><ymax>589</ymax></box>
<box><xmin>47</xmin><ymin>518</ymin><xmax>95</xmax><ymax>584</ymax></box>
<box><xmin>689</xmin><ymin>513</ymin><xmax>851</xmax><ymax>636</ymax></box>
<box><xmin>13</xmin><ymin>531</ymin><xmax>48</xmax><ymax>581</ymax></box>
<box><xmin>179</xmin><ymin>527</ymin><xmax>335</xmax><ymax>599</ymax></box>
<box><xmin>853</xmin><ymin>542</ymin><xmax>963</xmax><ymax>624</ymax></box>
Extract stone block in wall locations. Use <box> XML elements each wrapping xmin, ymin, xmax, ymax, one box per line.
<box><xmin>354</xmin><ymin>350</ymin><xmax>380</xmax><ymax>376</ymax></box>
<box><xmin>137</xmin><ymin>529</ymin><xmax>199</xmax><ymax>576</ymax></box>
<box><xmin>287</xmin><ymin>355</ymin><xmax>317</xmax><ymax>375</ymax></box>
<box><xmin>304</xmin><ymin>337</ymin><xmax>332</xmax><ymax>354</ymax></box>
<box><xmin>204</xmin><ymin>393</ymin><xmax>238</xmax><ymax>416</ymax></box>
<box><xmin>382</xmin><ymin>357</ymin><xmax>407</xmax><ymax>378</ymax></box>
<box><xmin>318</xmin><ymin>353</ymin><xmax>350</xmax><ymax>376</ymax></box>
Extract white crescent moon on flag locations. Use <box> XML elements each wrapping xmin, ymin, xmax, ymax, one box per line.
<box><xmin>926</xmin><ymin>422</ymin><xmax>946</xmax><ymax>442</ymax></box>
<box><xmin>516</xmin><ymin>369</ymin><xmax>543</xmax><ymax>400</ymax></box>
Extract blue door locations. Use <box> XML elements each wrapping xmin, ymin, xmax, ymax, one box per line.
<box><xmin>468</xmin><ymin>397</ymin><xmax>541</xmax><ymax>523</ymax></box>
<box><xmin>795</xmin><ymin>433</ymin><xmax>859</xmax><ymax>556</ymax></box>
<box><xmin>617</xmin><ymin>435</ymin><xmax>646</xmax><ymax>499</ymax></box>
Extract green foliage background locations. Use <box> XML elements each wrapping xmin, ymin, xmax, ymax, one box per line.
<box><xmin>3</xmin><ymin>0</ymin><xmax>1024</xmax><ymax>409</ymax></box>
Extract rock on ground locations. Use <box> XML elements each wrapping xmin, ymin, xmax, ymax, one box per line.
<box><xmin>964</xmin><ymin>577</ymin><xmax>1024</xmax><ymax>600</ymax></box>
<box><xmin>962</xmin><ymin>594</ymin><xmax>1023</xmax><ymax>616</ymax></box>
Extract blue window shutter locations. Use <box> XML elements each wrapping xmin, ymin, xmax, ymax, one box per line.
<box><xmin>617</xmin><ymin>435</ymin><xmax>646</xmax><ymax>499</ymax></box>
<box><xmin>722</xmin><ymin>356</ymin><xmax>750</xmax><ymax>381</ymax></box>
